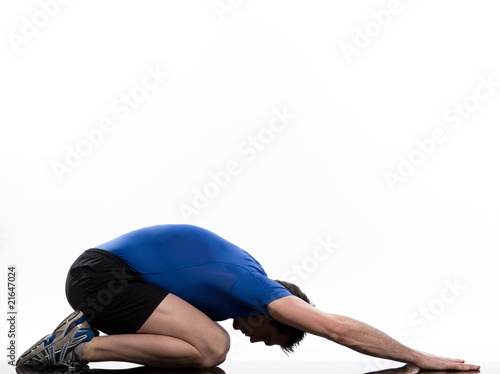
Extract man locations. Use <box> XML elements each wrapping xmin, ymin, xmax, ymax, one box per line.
<box><xmin>17</xmin><ymin>224</ymin><xmax>479</xmax><ymax>371</ymax></box>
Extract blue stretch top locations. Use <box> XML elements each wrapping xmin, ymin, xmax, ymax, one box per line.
<box><xmin>96</xmin><ymin>224</ymin><xmax>291</xmax><ymax>321</ymax></box>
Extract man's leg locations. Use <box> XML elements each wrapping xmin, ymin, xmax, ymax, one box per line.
<box><xmin>81</xmin><ymin>294</ymin><xmax>230</xmax><ymax>368</ymax></box>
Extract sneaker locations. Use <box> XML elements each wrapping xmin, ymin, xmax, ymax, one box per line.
<box><xmin>16</xmin><ymin>310</ymin><xmax>95</xmax><ymax>371</ymax></box>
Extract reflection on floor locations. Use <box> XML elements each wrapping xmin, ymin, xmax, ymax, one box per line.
<box><xmin>1</xmin><ymin>360</ymin><xmax>494</xmax><ymax>374</ymax></box>
<box><xmin>14</xmin><ymin>366</ymin><xmax>224</xmax><ymax>374</ymax></box>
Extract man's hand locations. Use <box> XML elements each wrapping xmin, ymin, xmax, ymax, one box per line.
<box><xmin>412</xmin><ymin>351</ymin><xmax>480</xmax><ymax>372</ymax></box>
<box><xmin>365</xmin><ymin>363</ymin><xmax>480</xmax><ymax>374</ymax></box>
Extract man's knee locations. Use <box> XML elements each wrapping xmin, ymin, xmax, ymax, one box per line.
<box><xmin>197</xmin><ymin>326</ymin><xmax>230</xmax><ymax>368</ymax></box>
<box><xmin>205</xmin><ymin>341</ymin><xmax>229</xmax><ymax>368</ymax></box>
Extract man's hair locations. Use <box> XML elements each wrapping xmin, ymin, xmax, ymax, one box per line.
<box><xmin>271</xmin><ymin>280</ymin><xmax>312</xmax><ymax>354</ymax></box>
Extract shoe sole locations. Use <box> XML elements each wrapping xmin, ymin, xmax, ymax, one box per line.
<box><xmin>16</xmin><ymin>310</ymin><xmax>84</xmax><ymax>369</ymax></box>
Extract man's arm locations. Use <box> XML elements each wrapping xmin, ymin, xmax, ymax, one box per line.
<box><xmin>267</xmin><ymin>296</ymin><xmax>480</xmax><ymax>372</ymax></box>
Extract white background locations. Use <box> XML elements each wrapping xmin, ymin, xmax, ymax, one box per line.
<box><xmin>1</xmin><ymin>0</ymin><xmax>499</xmax><ymax>368</ymax></box>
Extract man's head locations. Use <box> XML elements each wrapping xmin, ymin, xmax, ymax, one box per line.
<box><xmin>233</xmin><ymin>280</ymin><xmax>311</xmax><ymax>353</ymax></box>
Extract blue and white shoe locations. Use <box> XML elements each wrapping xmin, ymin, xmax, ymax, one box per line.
<box><xmin>16</xmin><ymin>310</ymin><xmax>95</xmax><ymax>371</ymax></box>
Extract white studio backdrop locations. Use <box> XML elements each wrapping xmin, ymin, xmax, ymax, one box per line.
<box><xmin>1</xmin><ymin>0</ymin><xmax>499</xmax><ymax>368</ymax></box>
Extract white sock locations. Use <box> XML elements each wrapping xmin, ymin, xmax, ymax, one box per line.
<box><xmin>73</xmin><ymin>342</ymin><xmax>88</xmax><ymax>363</ymax></box>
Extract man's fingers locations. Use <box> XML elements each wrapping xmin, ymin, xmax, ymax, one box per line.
<box><xmin>437</xmin><ymin>356</ymin><xmax>478</xmax><ymax>370</ymax></box>
<box><xmin>453</xmin><ymin>362</ymin><xmax>481</xmax><ymax>371</ymax></box>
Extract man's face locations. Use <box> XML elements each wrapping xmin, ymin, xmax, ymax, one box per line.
<box><xmin>233</xmin><ymin>316</ymin><xmax>291</xmax><ymax>346</ymax></box>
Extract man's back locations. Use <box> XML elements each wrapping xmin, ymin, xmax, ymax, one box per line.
<box><xmin>96</xmin><ymin>224</ymin><xmax>290</xmax><ymax>320</ymax></box>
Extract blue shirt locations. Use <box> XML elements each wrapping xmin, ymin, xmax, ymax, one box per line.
<box><xmin>96</xmin><ymin>224</ymin><xmax>291</xmax><ymax>321</ymax></box>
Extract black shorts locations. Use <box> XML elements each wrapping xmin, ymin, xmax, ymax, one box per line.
<box><xmin>65</xmin><ymin>248</ymin><xmax>169</xmax><ymax>335</ymax></box>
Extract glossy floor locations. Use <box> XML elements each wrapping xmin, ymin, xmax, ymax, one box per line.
<box><xmin>1</xmin><ymin>361</ymin><xmax>494</xmax><ymax>374</ymax></box>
